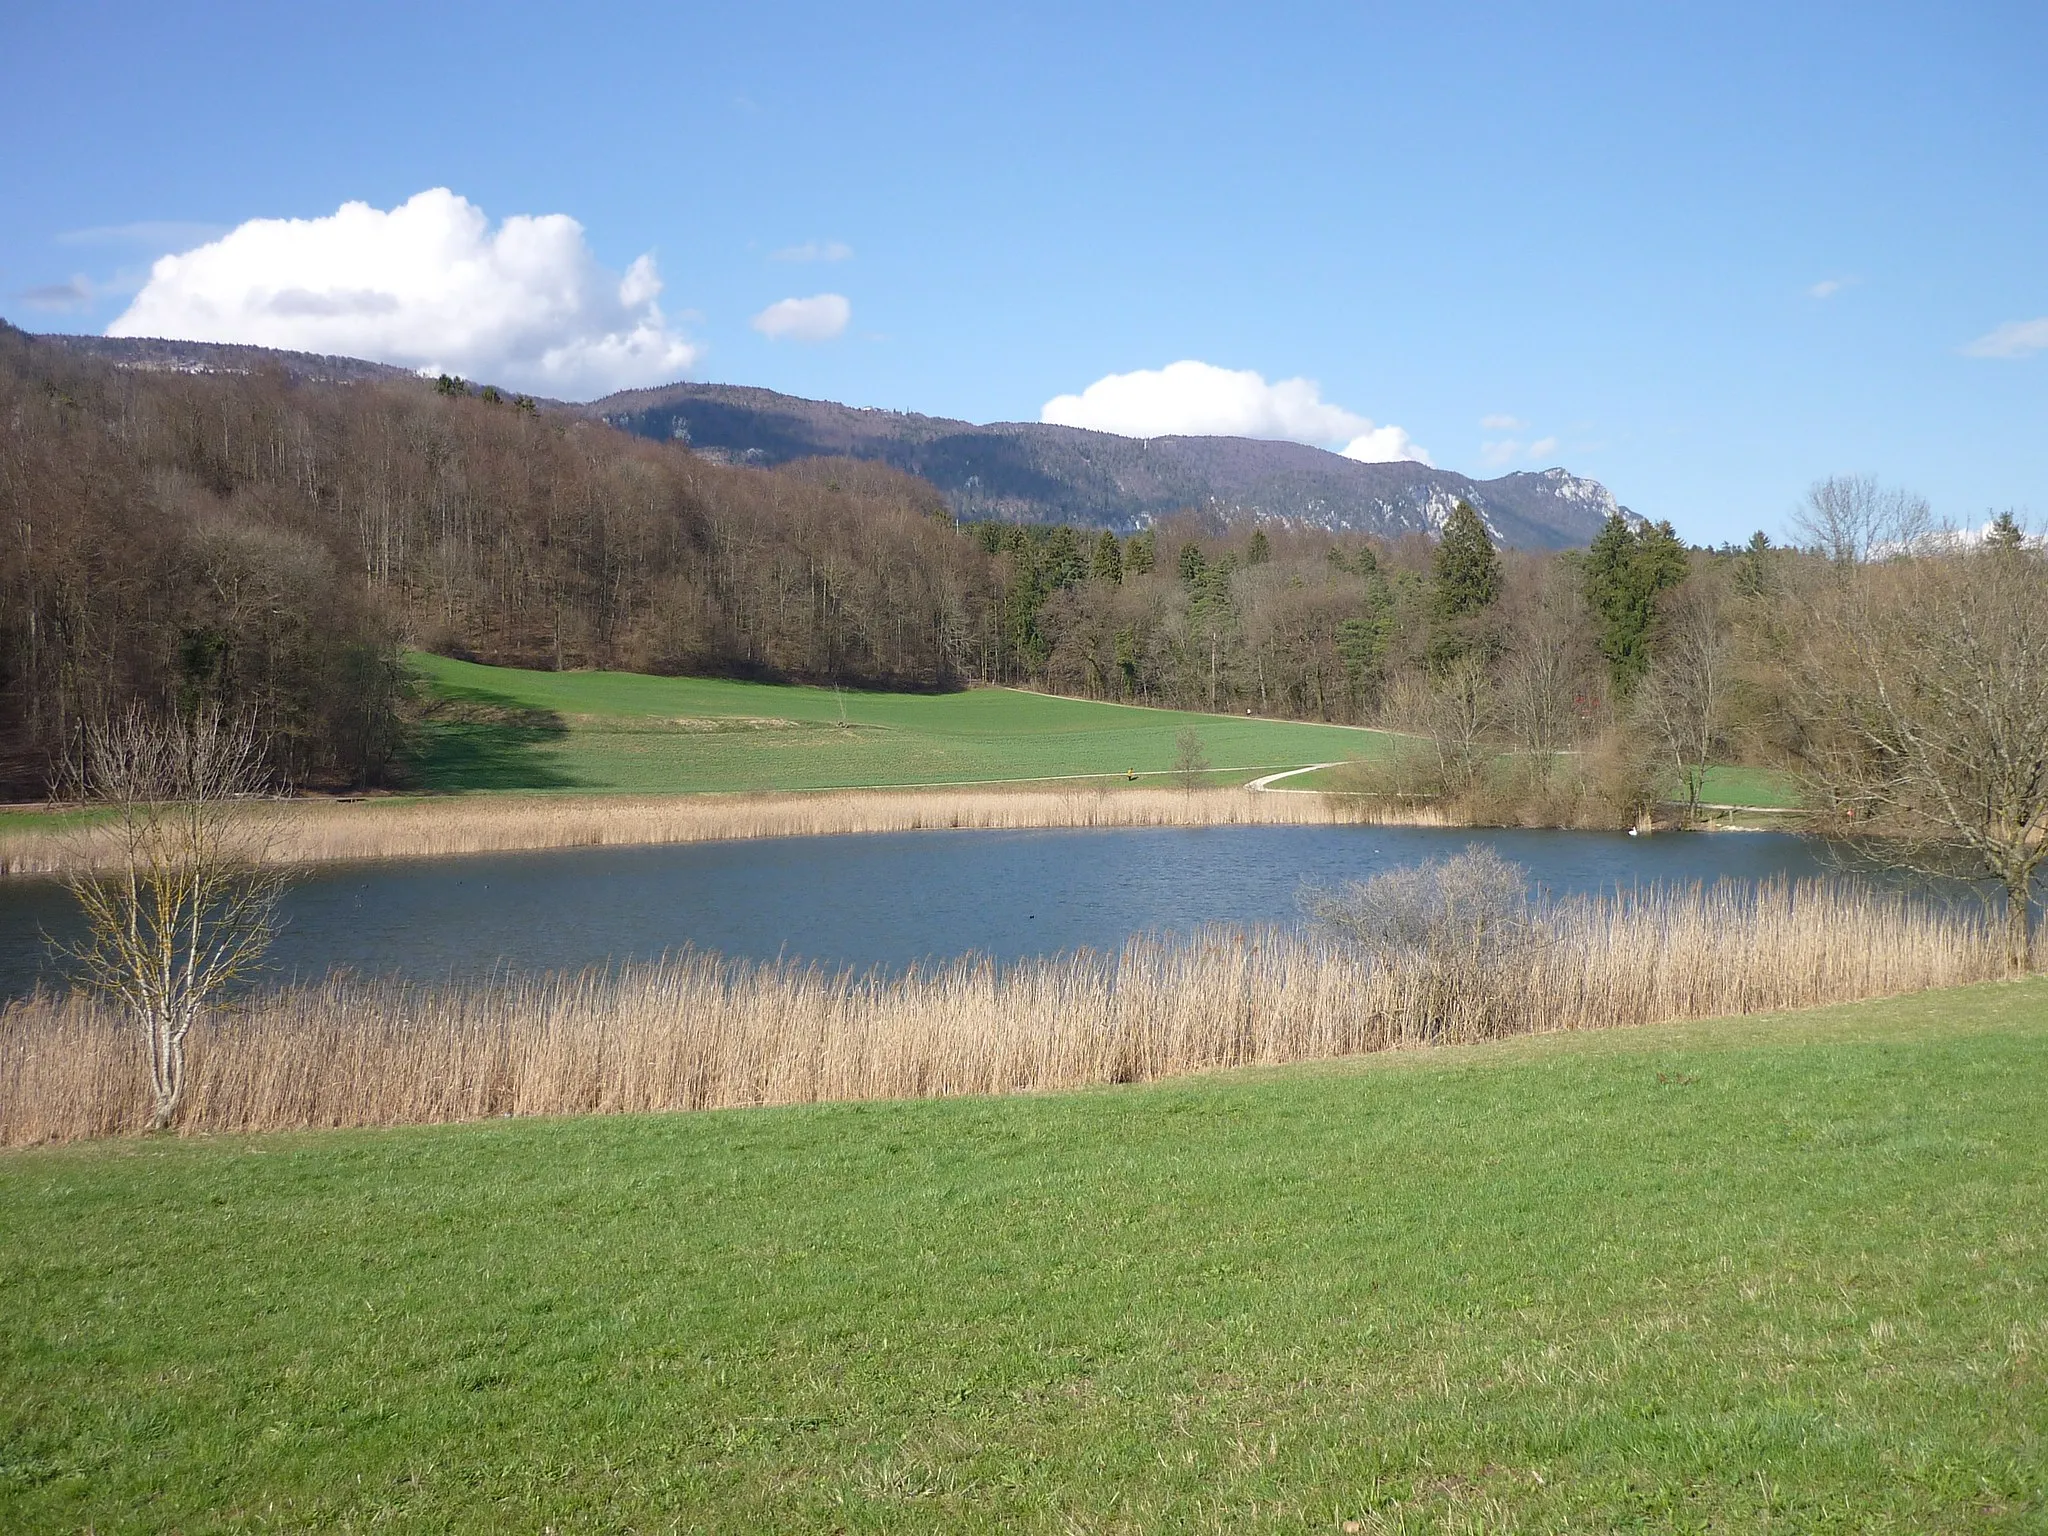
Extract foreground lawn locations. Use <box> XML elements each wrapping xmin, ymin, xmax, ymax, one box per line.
<box><xmin>4</xmin><ymin>985</ymin><xmax>2044</xmax><ymax>1531</ymax></box>
<box><xmin>404</xmin><ymin>652</ymin><xmax>1395</xmax><ymax>793</ymax></box>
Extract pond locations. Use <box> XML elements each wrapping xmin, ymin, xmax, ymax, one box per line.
<box><xmin>0</xmin><ymin>824</ymin><xmax>1905</xmax><ymax>1000</ymax></box>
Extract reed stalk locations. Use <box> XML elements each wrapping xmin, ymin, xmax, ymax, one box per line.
<box><xmin>0</xmin><ymin>787</ymin><xmax>1420</xmax><ymax>877</ymax></box>
<box><xmin>0</xmin><ymin>879</ymin><xmax>2009</xmax><ymax>1147</ymax></box>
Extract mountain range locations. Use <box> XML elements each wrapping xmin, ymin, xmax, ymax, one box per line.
<box><xmin>37</xmin><ymin>334</ymin><xmax>1637</xmax><ymax>548</ymax></box>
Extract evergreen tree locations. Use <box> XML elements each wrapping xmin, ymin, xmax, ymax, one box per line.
<box><xmin>1177</xmin><ymin>542</ymin><xmax>1207</xmax><ymax>583</ymax></box>
<box><xmin>1091</xmin><ymin>529</ymin><xmax>1124</xmax><ymax>584</ymax></box>
<box><xmin>1733</xmin><ymin>530</ymin><xmax>1773</xmax><ymax>598</ymax></box>
<box><xmin>1246</xmin><ymin>528</ymin><xmax>1271</xmax><ymax>566</ymax></box>
<box><xmin>1328</xmin><ymin>542</ymin><xmax>1379</xmax><ymax>578</ymax></box>
<box><xmin>1987</xmin><ymin>509</ymin><xmax>2027</xmax><ymax>550</ymax></box>
<box><xmin>1043</xmin><ymin>525</ymin><xmax>1088</xmax><ymax>589</ymax></box>
<box><xmin>1425</xmin><ymin>503</ymin><xmax>1503</xmax><ymax>672</ymax></box>
<box><xmin>1125</xmin><ymin>529</ymin><xmax>1157</xmax><ymax>576</ymax></box>
<box><xmin>1582</xmin><ymin>513</ymin><xmax>1689</xmax><ymax>689</ymax></box>
<box><xmin>1430</xmin><ymin>502</ymin><xmax>1502</xmax><ymax>622</ymax></box>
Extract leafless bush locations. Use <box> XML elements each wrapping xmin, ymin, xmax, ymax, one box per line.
<box><xmin>1301</xmin><ymin>847</ymin><xmax>1543</xmax><ymax>1037</ymax></box>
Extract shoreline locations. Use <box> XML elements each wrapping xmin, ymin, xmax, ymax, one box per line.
<box><xmin>0</xmin><ymin>784</ymin><xmax>1451</xmax><ymax>877</ymax></box>
<box><xmin>0</xmin><ymin>880</ymin><xmax>2003</xmax><ymax>1147</ymax></box>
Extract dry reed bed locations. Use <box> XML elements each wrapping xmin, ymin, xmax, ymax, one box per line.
<box><xmin>0</xmin><ymin>786</ymin><xmax>1420</xmax><ymax>877</ymax></box>
<box><xmin>0</xmin><ymin>880</ymin><xmax>2006</xmax><ymax>1146</ymax></box>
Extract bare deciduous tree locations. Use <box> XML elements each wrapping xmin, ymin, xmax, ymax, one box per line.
<box><xmin>1416</xmin><ymin>655</ymin><xmax>1500</xmax><ymax>797</ymax></box>
<box><xmin>1789</xmin><ymin>537</ymin><xmax>2048</xmax><ymax>971</ymax></box>
<box><xmin>1794</xmin><ymin>474</ymin><xmax>1934</xmax><ymax>565</ymax></box>
<box><xmin>59</xmin><ymin>706</ymin><xmax>289</xmax><ymax>1129</ymax></box>
<box><xmin>1635</xmin><ymin>583</ymin><xmax>1731</xmax><ymax>823</ymax></box>
<box><xmin>1172</xmin><ymin>726</ymin><xmax>1211</xmax><ymax>791</ymax></box>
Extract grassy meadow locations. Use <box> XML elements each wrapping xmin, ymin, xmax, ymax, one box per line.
<box><xmin>404</xmin><ymin>652</ymin><xmax>1397</xmax><ymax>794</ymax></box>
<box><xmin>4</xmin><ymin>981</ymin><xmax>2043</xmax><ymax>1532</ymax></box>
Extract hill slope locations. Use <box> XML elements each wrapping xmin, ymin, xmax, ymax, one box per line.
<box><xmin>588</xmin><ymin>379</ymin><xmax>1632</xmax><ymax>547</ymax></box>
<box><xmin>33</xmin><ymin>334</ymin><xmax>1635</xmax><ymax>548</ymax></box>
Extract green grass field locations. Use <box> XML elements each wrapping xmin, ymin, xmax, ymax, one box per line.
<box><xmin>5</xmin><ymin>983</ymin><xmax>2043</xmax><ymax>1531</ymax></box>
<box><xmin>403</xmin><ymin>652</ymin><xmax>1398</xmax><ymax>794</ymax></box>
<box><xmin>1695</xmin><ymin>764</ymin><xmax>1804</xmax><ymax>809</ymax></box>
<box><xmin>401</xmin><ymin>655</ymin><xmax>1806</xmax><ymax>807</ymax></box>
<box><xmin>1249</xmin><ymin>757</ymin><xmax>1805</xmax><ymax>810</ymax></box>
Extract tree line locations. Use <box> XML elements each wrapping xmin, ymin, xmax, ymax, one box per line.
<box><xmin>6</xmin><ymin>322</ymin><xmax>2044</xmax><ymax>962</ymax></box>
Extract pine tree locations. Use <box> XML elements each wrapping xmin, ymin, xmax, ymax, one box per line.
<box><xmin>1987</xmin><ymin>509</ymin><xmax>2027</xmax><ymax>550</ymax></box>
<box><xmin>1430</xmin><ymin>503</ymin><xmax>1502</xmax><ymax>622</ymax></box>
<box><xmin>1091</xmin><ymin>530</ymin><xmax>1124</xmax><ymax>584</ymax></box>
<box><xmin>1125</xmin><ymin>529</ymin><xmax>1157</xmax><ymax>576</ymax></box>
<box><xmin>1043</xmin><ymin>525</ymin><xmax>1088</xmax><ymax>589</ymax></box>
<box><xmin>1246</xmin><ymin>528</ymin><xmax>1271</xmax><ymax>566</ymax></box>
<box><xmin>1582</xmin><ymin>513</ymin><xmax>1689</xmax><ymax>689</ymax></box>
<box><xmin>1733</xmin><ymin>530</ymin><xmax>1773</xmax><ymax>597</ymax></box>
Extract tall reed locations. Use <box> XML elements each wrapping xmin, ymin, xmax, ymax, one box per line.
<box><xmin>0</xmin><ymin>786</ymin><xmax>1418</xmax><ymax>877</ymax></box>
<box><xmin>0</xmin><ymin>879</ymin><xmax>2008</xmax><ymax>1146</ymax></box>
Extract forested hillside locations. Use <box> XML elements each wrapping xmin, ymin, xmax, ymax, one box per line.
<box><xmin>582</xmin><ymin>380</ymin><xmax>1632</xmax><ymax>546</ymax></box>
<box><xmin>2</xmin><ymin>324</ymin><xmax>1733</xmax><ymax>802</ymax></box>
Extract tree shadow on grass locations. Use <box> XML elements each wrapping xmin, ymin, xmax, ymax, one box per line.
<box><xmin>398</xmin><ymin>688</ymin><xmax>580</xmax><ymax>792</ymax></box>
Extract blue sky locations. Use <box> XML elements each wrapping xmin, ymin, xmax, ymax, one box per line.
<box><xmin>3</xmin><ymin>1</ymin><xmax>2043</xmax><ymax>544</ymax></box>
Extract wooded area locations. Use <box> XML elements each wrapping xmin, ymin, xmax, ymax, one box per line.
<box><xmin>4</xmin><ymin>325</ymin><xmax>2040</xmax><ymax>890</ymax></box>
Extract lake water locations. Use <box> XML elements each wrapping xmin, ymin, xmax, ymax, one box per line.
<box><xmin>0</xmin><ymin>824</ymin><xmax>1889</xmax><ymax>999</ymax></box>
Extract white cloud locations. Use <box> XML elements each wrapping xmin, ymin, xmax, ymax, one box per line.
<box><xmin>1528</xmin><ymin>435</ymin><xmax>1560</xmax><ymax>459</ymax></box>
<box><xmin>104</xmin><ymin>188</ymin><xmax>701</xmax><ymax>399</ymax></box>
<box><xmin>1808</xmin><ymin>277</ymin><xmax>1852</xmax><ymax>299</ymax></box>
<box><xmin>770</xmin><ymin>240</ymin><xmax>853</xmax><ymax>263</ymax></box>
<box><xmin>1040</xmin><ymin>359</ymin><xmax>1431</xmax><ymax>463</ymax></box>
<box><xmin>750</xmin><ymin>292</ymin><xmax>851</xmax><ymax>342</ymax></box>
<box><xmin>1480</xmin><ymin>413</ymin><xmax>1528</xmax><ymax>431</ymax></box>
<box><xmin>1962</xmin><ymin>318</ymin><xmax>2048</xmax><ymax>359</ymax></box>
<box><xmin>1338</xmin><ymin>425</ymin><xmax>1433</xmax><ymax>464</ymax></box>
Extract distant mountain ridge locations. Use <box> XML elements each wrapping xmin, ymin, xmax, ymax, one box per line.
<box><xmin>34</xmin><ymin>333</ymin><xmax>1637</xmax><ymax>548</ymax></box>
<box><xmin>590</xmin><ymin>383</ymin><xmax>1634</xmax><ymax>549</ymax></box>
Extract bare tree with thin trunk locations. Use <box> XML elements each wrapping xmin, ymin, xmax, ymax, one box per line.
<box><xmin>58</xmin><ymin>705</ymin><xmax>289</xmax><ymax>1129</ymax></box>
<box><xmin>1787</xmin><ymin>526</ymin><xmax>2048</xmax><ymax>972</ymax></box>
<box><xmin>1417</xmin><ymin>654</ymin><xmax>1499</xmax><ymax>798</ymax></box>
<box><xmin>1172</xmin><ymin>726</ymin><xmax>1211</xmax><ymax>792</ymax></box>
<box><xmin>1793</xmin><ymin>473</ymin><xmax>1934</xmax><ymax>566</ymax></box>
<box><xmin>1636</xmin><ymin>582</ymin><xmax>1731</xmax><ymax>823</ymax></box>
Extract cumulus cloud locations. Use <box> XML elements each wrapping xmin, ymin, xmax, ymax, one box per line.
<box><xmin>1962</xmin><ymin>318</ymin><xmax>2048</xmax><ymax>359</ymax></box>
<box><xmin>1338</xmin><ymin>425</ymin><xmax>1433</xmax><ymax>464</ymax></box>
<box><xmin>104</xmin><ymin>188</ymin><xmax>701</xmax><ymax>399</ymax></box>
<box><xmin>770</xmin><ymin>240</ymin><xmax>853</xmax><ymax>263</ymax></box>
<box><xmin>1040</xmin><ymin>360</ymin><xmax>1431</xmax><ymax>463</ymax></box>
<box><xmin>751</xmin><ymin>293</ymin><xmax>852</xmax><ymax>342</ymax></box>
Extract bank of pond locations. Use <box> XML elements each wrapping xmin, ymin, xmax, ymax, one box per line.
<box><xmin>0</xmin><ymin>823</ymin><xmax>1974</xmax><ymax>1002</ymax></box>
